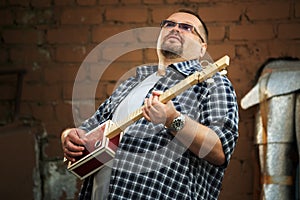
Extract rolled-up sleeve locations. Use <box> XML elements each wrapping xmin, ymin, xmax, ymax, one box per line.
<box><xmin>201</xmin><ymin>75</ymin><xmax>239</xmax><ymax>167</ymax></box>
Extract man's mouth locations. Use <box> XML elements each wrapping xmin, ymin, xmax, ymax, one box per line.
<box><xmin>168</xmin><ymin>35</ymin><xmax>181</xmax><ymax>42</ymax></box>
<box><xmin>165</xmin><ymin>33</ymin><xmax>182</xmax><ymax>43</ymax></box>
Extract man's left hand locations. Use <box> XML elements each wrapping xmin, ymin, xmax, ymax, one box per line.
<box><xmin>142</xmin><ymin>90</ymin><xmax>179</xmax><ymax>127</ymax></box>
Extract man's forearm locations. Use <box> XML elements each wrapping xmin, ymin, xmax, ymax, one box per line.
<box><xmin>170</xmin><ymin>115</ymin><xmax>225</xmax><ymax>166</ymax></box>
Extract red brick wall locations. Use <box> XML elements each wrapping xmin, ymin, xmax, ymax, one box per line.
<box><xmin>1</xmin><ymin>0</ymin><xmax>300</xmax><ymax>199</ymax></box>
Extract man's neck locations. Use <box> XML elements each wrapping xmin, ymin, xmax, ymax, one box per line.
<box><xmin>157</xmin><ymin>57</ymin><xmax>186</xmax><ymax>76</ymax></box>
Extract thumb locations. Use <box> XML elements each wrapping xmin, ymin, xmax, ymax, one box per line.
<box><xmin>75</xmin><ymin>128</ymin><xmax>87</xmax><ymax>142</ymax></box>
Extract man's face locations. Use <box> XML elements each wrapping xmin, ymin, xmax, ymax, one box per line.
<box><xmin>158</xmin><ymin>12</ymin><xmax>206</xmax><ymax>60</ymax></box>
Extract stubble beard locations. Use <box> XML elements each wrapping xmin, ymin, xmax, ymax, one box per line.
<box><xmin>160</xmin><ymin>43</ymin><xmax>183</xmax><ymax>59</ymax></box>
<box><xmin>160</xmin><ymin>32</ymin><xmax>184</xmax><ymax>59</ymax></box>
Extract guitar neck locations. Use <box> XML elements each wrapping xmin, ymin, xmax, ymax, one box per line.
<box><xmin>106</xmin><ymin>55</ymin><xmax>230</xmax><ymax>139</ymax></box>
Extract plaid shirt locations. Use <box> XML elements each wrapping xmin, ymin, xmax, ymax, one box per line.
<box><xmin>78</xmin><ymin>60</ymin><xmax>239</xmax><ymax>200</ymax></box>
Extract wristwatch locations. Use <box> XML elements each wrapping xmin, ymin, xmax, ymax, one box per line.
<box><xmin>170</xmin><ymin>113</ymin><xmax>185</xmax><ymax>132</ymax></box>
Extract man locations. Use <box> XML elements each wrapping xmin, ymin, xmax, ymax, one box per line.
<box><xmin>61</xmin><ymin>9</ymin><xmax>239</xmax><ymax>200</ymax></box>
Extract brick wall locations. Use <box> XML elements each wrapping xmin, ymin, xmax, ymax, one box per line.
<box><xmin>1</xmin><ymin>0</ymin><xmax>300</xmax><ymax>199</ymax></box>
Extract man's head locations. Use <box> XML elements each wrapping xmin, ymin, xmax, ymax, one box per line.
<box><xmin>157</xmin><ymin>10</ymin><xmax>208</xmax><ymax>62</ymax></box>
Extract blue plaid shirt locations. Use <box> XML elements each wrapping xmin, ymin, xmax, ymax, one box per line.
<box><xmin>79</xmin><ymin>60</ymin><xmax>239</xmax><ymax>200</ymax></box>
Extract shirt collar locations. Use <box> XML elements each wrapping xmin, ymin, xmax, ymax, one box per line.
<box><xmin>136</xmin><ymin>60</ymin><xmax>202</xmax><ymax>79</ymax></box>
<box><xmin>171</xmin><ymin>59</ymin><xmax>202</xmax><ymax>76</ymax></box>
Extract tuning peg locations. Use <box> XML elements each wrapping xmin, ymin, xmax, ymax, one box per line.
<box><xmin>220</xmin><ymin>70</ymin><xmax>227</xmax><ymax>76</ymax></box>
<box><xmin>206</xmin><ymin>78</ymin><xmax>214</xmax><ymax>84</ymax></box>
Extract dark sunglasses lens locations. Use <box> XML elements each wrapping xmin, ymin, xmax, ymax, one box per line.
<box><xmin>179</xmin><ymin>23</ymin><xmax>193</xmax><ymax>32</ymax></box>
<box><xmin>164</xmin><ymin>21</ymin><xmax>176</xmax><ymax>27</ymax></box>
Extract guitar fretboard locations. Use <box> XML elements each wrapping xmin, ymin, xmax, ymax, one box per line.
<box><xmin>106</xmin><ymin>55</ymin><xmax>230</xmax><ymax>139</ymax></box>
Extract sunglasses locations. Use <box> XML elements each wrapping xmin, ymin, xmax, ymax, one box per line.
<box><xmin>160</xmin><ymin>20</ymin><xmax>205</xmax><ymax>43</ymax></box>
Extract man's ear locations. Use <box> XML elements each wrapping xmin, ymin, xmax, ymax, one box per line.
<box><xmin>199</xmin><ymin>43</ymin><xmax>207</xmax><ymax>58</ymax></box>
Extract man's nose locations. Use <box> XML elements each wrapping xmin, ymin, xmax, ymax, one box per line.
<box><xmin>171</xmin><ymin>24</ymin><xmax>181</xmax><ymax>32</ymax></box>
<box><xmin>169</xmin><ymin>26</ymin><xmax>181</xmax><ymax>34</ymax></box>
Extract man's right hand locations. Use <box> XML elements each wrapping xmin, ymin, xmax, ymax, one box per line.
<box><xmin>61</xmin><ymin>128</ymin><xmax>87</xmax><ymax>162</ymax></box>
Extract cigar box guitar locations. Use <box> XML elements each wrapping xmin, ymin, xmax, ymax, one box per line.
<box><xmin>66</xmin><ymin>55</ymin><xmax>230</xmax><ymax>180</ymax></box>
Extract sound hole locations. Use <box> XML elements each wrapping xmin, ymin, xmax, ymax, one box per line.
<box><xmin>94</xmin><ymin>140</ymin><xmax>102</xmax><ymax>148</ymax></box>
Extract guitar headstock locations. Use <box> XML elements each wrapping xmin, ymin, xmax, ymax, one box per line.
<box><xmin>214</xmin><ymin>55</ymin><xmax>230</xmax><ymax>70</ymax></box>
<box><xmin>199</xmin><ymin>55</ymin><xmax>230</xmax><ymax>83</ymax></box>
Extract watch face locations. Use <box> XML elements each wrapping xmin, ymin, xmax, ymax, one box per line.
<box><xmin>171</xmin><ymin>114</ymin><xmax>185</xmax><ymax>131</ymax></box>
<box><xmin>173</xmin><ymin>119</ymin><xmax>183</xmax><ymax>130</ymax></box>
